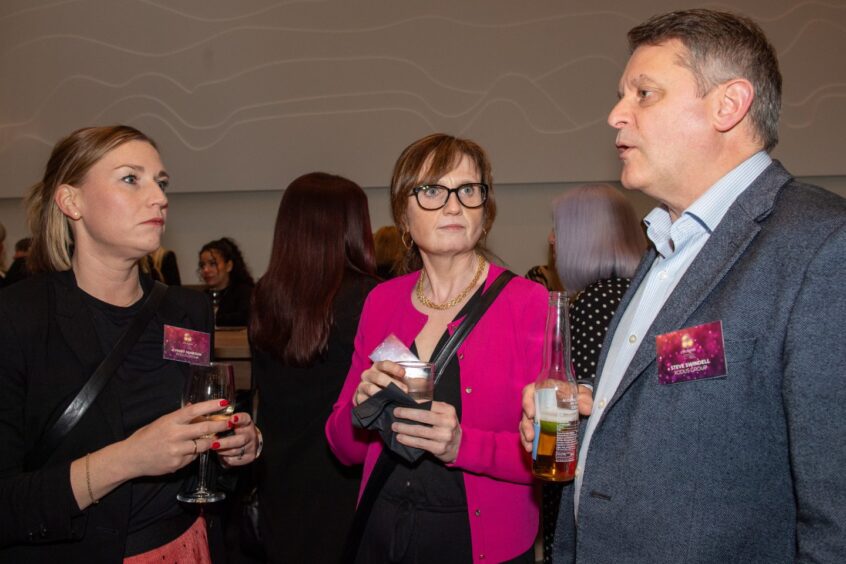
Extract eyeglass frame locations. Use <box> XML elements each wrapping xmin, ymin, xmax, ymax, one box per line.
<box><xmin>409</xmin><ymin>183</ymin><xmax>489</xmax><ymax>211</ymax></box>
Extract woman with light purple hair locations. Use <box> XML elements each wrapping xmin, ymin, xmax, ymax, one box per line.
<box><xmin>542</xmin><ymin>182</ymin><xmax>647</xmax><ymax>563</ymax></box>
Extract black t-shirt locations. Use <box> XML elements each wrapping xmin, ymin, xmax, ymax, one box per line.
<box><xmin>378</xmin><ymin>286</ymin><xmax>485</xmax><ymax>509</ymax></box>
<box><xmin>80</xmin><ymin>281</ymin><xmax>190</xmax><ymax>540</ymax></box>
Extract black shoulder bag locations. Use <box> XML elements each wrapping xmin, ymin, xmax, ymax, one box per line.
<box><xmin>25</xmin><ymin>281</ymin><xmax>168</xmax><ymax>470</ymax></box>
<box><xmin>342</xmin><ymin>269</ymin><xmax>516</xmax><ymax>561</ymax></box>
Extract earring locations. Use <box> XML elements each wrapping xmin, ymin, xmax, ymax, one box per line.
<box><xmin>401</xmin><ymin>231</ymin><xmax>414</xmax><ymax>250</ymax></box>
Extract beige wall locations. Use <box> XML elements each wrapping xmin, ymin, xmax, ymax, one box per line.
<box><xmin>3</xmin><ymin>177</ymin><xmax>843</xmax><ymax>281</ymax></box>
<box><xmin>2</xmin><ymin>1</ymin><xmax>845</xmax><ymax>277</ymax></box>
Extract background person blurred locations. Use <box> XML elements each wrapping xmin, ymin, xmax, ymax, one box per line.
<box><xmin>524</xmin><ymin>245</ymin><xmax>563</xmax><ymax>291</ymax></box>
<box><xmin>250</xmin><ymin>171</ymin><xmax>378</xmax><ymax>563</ymax></box>
<box><xmin>373</xmin><ymin>224</ymin><xmax>404</xmax><ymax>280</ymax></box>
<box><xmin>326</xmin><ymin>133</ymin><xmax>547</xmax><ymax>563</ymax></box>
<box><xmin>1</xmin><ymin>237</ymin><xmax>33</xmax><ymax>288</ymax></box>
<box><xmin>0</xmin><ymin>125</ymin><xmax>259</xmax><ymax>562</ymax></box>
<box><xmin>140</xmin><ymin>246</ymin><xmax>181</xmax><ymax>286</ymax></box>
<box><xmin>198</xmin><ymin>237</ymin><xmax>254</xmax><ymax>327</ymax></box>
<box><xmin>540</xmin><ymin>183</ymin><xmax>646</xmax><ymax>563</ymax></box>
<box><xmin>0</xmin><ymin>222</ymin><xmax>7</xmax><ymax>283</ymax></box>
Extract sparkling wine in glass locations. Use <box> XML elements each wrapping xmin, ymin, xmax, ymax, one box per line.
<box><xmin>177</xmin><ymin>362</ymin><xmax>235</xmax><ymax>503</ymax></box>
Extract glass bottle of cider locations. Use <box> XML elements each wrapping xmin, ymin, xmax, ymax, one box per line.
<box><xmin>532</xmin><ymin>291</ymin><xmax>579</xmax><ymax>481</ymax></box>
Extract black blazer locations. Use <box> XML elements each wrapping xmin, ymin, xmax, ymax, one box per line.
<box><xmin>0</xmin><ymin>270</ymin><xmax>212</xmax><ymax>563</ymax></box>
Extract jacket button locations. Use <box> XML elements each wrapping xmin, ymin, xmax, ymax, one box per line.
<box><xmin>465</xmin><ymin>387</ymin><xmax>472</xmax><ymax>394</ymax></box>
<box><xmin>474</xmin><ymin>508</ymin><xmax>481</xmax><ymax>516</ymax></box>
<box><xmin>39</xmin><ymin>526</ymin><xmax>48</xmax><ymax>538</ymax></box>
<box><xmin>458</xmin><ymin>353</ymin><xmax>464</xmax><ymax>360</ymax></box>
<box><xmin>479</xmin><ymin>555</ymin><xmax>485</xmax><ymax>560</ymax></box>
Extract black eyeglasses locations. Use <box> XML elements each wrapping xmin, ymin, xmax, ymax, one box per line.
<box><xmin>410</xmin><ymin>183</ymin><xmax>488</xmax><ymax>211</ymax></box>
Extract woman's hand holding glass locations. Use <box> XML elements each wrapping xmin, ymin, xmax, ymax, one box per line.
<box><xmin>353</xmin><ymin>360</ymin><xmax>409</xmax><ymax>406</ymax></box>
<box><xmin>123</xmin><ymin>398</ymin><xmax>233</xmax><ymax>478</ymax></box>
<box><xmin>216</xmin><ymin>411</ymin><xmax>261</xmax><ymax>467</ymax></box>
<box><xmin>354</xmin><ymin>360</ymin><xmax>462</xmax><ymax>463</ymax></box>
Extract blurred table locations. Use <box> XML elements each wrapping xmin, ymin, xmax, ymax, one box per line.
<box><xmin>214</xmin><ymin>327</ymin><xmax>251</xmax><ymax>390</ymax></box>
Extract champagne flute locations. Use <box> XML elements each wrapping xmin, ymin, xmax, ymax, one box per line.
<box><xmin>177</xmin><ymin>362</ymin><xmax>235</xmax><ymax>503</ymax></box>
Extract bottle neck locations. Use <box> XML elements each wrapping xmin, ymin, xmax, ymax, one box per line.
<box><xmin>541</xmin><ymin>291</ymin><xmax>576</xmax><ymax>381</ymax></box>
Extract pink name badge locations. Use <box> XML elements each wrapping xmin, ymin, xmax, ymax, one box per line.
<box><xmin>656</xmin><ymin>320</ymin><xmax>726</xmax><ymax>385</ymax></box>
<box><xmin>163</xmin><ymin>325</ymin><xmax>211</xmax><ymax>366</ymax></box>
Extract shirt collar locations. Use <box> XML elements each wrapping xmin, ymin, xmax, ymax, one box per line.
<box><xmin>643</xmin><ymin>151</ymin><xmax>772</xmax><ymax>258</ymax></box>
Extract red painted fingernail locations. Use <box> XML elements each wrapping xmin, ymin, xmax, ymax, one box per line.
<box><xmin>219</xmin><ymin>399</ymin><xmax>229</xmax><ymax>407</ymax></box>
<box><xmin>211</xmin><ymin>441</ymin><xmax>220</xmax><ymax>449</ymax></box>
<box><xmin>227</xmin><ymin>421</ymin><xmax>234</xmax><ymax>429</ymax></box>
<box><xmin>232</xmin><ymin>415</ymin><xmax>239</xmax><ymax>423</ymax></box>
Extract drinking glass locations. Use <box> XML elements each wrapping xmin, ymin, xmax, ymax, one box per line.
<box><xmin>397</xmin><ymin>360</ymin><xmax>435</xmax><ymax>402</ymax></box>
<box><xmin>177</xmin><ymin>362</ymin><xmax>235</xmax><ymax>503</ymax></box>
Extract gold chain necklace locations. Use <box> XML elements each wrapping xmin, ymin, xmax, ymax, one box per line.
<box><xmin>416</xmin><ymin>253</ymin><xmax>486</xmax><ymax>310</ymax></box>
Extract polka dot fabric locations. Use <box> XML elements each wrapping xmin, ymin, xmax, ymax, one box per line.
<box><xmin>569</xmin><ymin>277</ymin><xmax>631</xmax><ymax>383</ymax></box>
<box><xmin>542</xmin><ymin>277</ymin><xmax>631</xmax><ymax>564</ymax></box>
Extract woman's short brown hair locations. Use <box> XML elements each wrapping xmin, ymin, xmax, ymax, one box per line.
<box><xmin>389</xmin><ymin>133</ymin><xmax>497</xmax><ymax>272</ymax></box>
<box><xmin>25</xmin><ymin>125</ymin><xmax>157</xmax><ymax>273</ymax></box>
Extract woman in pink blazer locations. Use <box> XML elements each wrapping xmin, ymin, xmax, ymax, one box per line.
<box><xmin>326</xmin><ymin>133</ymin><xmax>547</xmax><ymax>563</ymax></box>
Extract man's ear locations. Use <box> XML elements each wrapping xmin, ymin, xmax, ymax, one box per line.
<box><xmin>54</xmin><ymin>183</ymin><xmax>81</xmax><ymax>220</ymax></box>
<box><xmin>714</xmin><ymin>78</ymin><xmax>754</xmax><ymax>133</ymax></box>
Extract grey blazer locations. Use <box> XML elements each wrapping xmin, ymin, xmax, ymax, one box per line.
<box><xmin>553</xmin><ymin>161</ymin><xmax>846</xmax><ymax>563</ymax></box>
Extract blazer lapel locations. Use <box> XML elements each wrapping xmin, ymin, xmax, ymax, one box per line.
<box><xmin>53</xmin><ymin>270</ymin><xmax>104</xmax><ymax>374</ymax></box>
<box><xmin>156</xmin><ymin>285</ymin><xmax>192</xmax><ymax>330</ymax></box>
<box><xmin>602</xmin><ymin>162</ymin><xmax>792</xmax><ymax>412</ymax></box>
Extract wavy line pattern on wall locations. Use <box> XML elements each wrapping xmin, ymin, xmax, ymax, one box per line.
<box><xmin>0</xmin><ymin>0</ymin><xmax>843</xmax><ymax>197</ymax></box>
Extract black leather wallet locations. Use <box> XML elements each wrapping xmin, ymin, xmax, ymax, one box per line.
<box><xmin>352</xmin><ymin>383</ymin><xmax>432</xmax><ymax>463</ymax></box>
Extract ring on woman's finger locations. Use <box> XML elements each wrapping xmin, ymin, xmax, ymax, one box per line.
<box><xmin>191</xmin><ymin>439</ymin><xmax>198</xmax><ymax>456</ymax></box>
<box><xmin>238</xmin><ymin>446</ymin><xmax>246</xmax><ymax>459</ymax></box>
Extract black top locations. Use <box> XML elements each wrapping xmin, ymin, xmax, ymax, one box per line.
<box><xmin>210</xmin><ymin>282</ymin><xmax>253</xmax><ymax>327</ymax></box>
<box><xmin>569</xmin><ymin>277</ymin><xmax>630</xmax><ymax>384</ymax></box>
<box><xmin>0</xmin><ymin>270</ymin><xmax>213</xmax><ymax>563</ymax></box>
<box><xmin>356</xmin><ymin>287</ymin><xmax>484</xmax><ymax>563</ymax></box>
<box><xmin>253</xmin><ymin>271</ymin><xmax>377</xmax><ymax>563</ymax></box>
<box><xmin>79</xmin><ymin>279</ymin><xmax>189</xmax><ymax>543</ymax></box>
<box><xmin>379</xmin><ymin>331</ymin><xmax>466</xmax><ymax>507</ymax></box>
<box><xmin>1</xmin><ymin>257</ymin><xmax>31</xmax><ymax>289</ymax></box>
<box><xmin>142</xmin><ymin>250</ymin><xmax>181</xmax><ymax>286</ymax></box>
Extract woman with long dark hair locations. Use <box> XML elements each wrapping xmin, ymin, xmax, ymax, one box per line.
<box><xmin>198</xmin><ymin>237</ymin><xmax>254</xmax><ymax>326</ymax></box>
<box><xmin>249</xmin><ymin>172</ymin><xmax>378</xmax><ymax>563</ymax></box>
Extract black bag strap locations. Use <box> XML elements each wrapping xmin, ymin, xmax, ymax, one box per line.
<box><xmin>341</xmin><ymin>269</ymin><xmax>516</xmax><ymax>561</ymax></box>
<box><xmin>25</xmin><ymin>281</ymin><xmax>168</xmax><ymax>470</ymax></box>
<box><xmin>430</xmin><ymin>269</ymin><xmax>516</xmax><ymax>385</ymax></box>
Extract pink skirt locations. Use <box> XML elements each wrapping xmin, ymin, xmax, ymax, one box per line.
<box><xmin>123</xmin><ymin>516</ymin><xmax>211</xmax><ymax>564</ymax></box>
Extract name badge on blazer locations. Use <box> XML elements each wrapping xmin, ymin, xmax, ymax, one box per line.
<box><xmin>163</xmin><ymin>325</ymin><xmax>211</xmax><ymax>365</ymax></box>
<box><xmin>656</xmin><ymin>320</ymin><xmax>726</xmax><ymax>384</ymax></box>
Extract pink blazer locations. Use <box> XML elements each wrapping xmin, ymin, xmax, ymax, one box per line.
<box><xmin>325</xmin><ymin>264</ymin><xmax>547</xmax><ymax>563</ymax></box>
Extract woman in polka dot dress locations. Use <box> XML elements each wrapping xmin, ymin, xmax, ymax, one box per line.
<box><xmin>541</xmin><ymin>183</ymin><xmax>647</xmax><ymax>563</ymax></box>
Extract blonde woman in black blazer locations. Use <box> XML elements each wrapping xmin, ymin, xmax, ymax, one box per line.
<box><xmin>0</xmin><ymin>126</ymin><xmax>260</xmax><ymax>563</ymax></box>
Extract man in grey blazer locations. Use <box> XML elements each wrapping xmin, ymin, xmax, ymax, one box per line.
<box><xmin>521</xmin><ymin>9</ymin><xmax>845</xmax><ymax>563</ymax></box>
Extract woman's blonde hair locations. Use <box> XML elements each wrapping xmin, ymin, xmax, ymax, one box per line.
<box><xmin>26</xmin><ymin>125</ymin><xmax>157</xmax><ymax>273</ymax></box>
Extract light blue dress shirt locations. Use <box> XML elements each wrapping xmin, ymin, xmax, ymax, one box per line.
<box><xmin>573</xmin><ymin>151</ymin><xmax>773</xmax><ymax>515</ymax></box>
